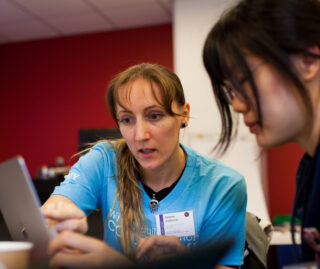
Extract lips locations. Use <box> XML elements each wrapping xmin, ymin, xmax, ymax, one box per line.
<box><xmin>138</xmin><ymin>148</ymin><xmax>156</xmax><ymax>156</ymax></box>
<box><xmin>245</xmin><ymin>122</ymin><xmax>260</xmax><ymax>134</ymax></box>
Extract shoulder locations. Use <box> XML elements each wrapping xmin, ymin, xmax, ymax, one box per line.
<box><xmin>75</xmin><ymin>141</ymin><xmax>117</xmax><ymax>171</ymax></box>
<box><xmin>182</xmin><ymin>143</ymin><xmax>245</xmax><ymax>185</ymax></box>
<box><xmin>63</xmin><ymin>141</ymin><xmax>119</xmax><ymax>187</ymax></box>
<box><xmin>90</xmin><ymin>141</ymin><xmax>115</xmax><ymax>154</ymax></box>
<box><xmin>84</xmin><ymin>141</ymin><xmax>116</xmax><ymax>159</ymax></box>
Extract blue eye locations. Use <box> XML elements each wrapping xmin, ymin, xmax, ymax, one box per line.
<box><xmin>147</xmin><ymin>113</ymin><xmax>163</xmax><ymax>121</ymax></box>
<box><xmin>118</xmin><ymin>117</ymin><xmax>133</xmax><ymax>125</ymax></box>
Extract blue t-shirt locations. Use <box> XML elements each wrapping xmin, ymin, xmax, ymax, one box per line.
<box><xmin>53</xmin><ymin>142</ymin><xmax>247</xmax><ymax>265</ymax></box>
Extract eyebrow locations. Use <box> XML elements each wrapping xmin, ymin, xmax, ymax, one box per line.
<box><xmin>144</xmin><ymin>105</ymin><xmax>164</xmax><ymax>112</ymax></box>
<box><xmin>117</xmin><ymin>105</ymin><xmax>164</xmax><ymax>114</ymax></box>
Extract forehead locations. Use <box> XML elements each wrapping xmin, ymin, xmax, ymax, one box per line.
<box><xmin>116</xmin><ymin>78</ymin><xmax>163</xmax><ymax>108</ymax></box>
<box><xmin>221</xmin><ymin>49</ymin><xmax>256</xmax><ymax>76</ymax></box>
<box><xmin>242</xmin><ymin>51</ymin><xmax>262</xmax><ymax>65</ymax></box>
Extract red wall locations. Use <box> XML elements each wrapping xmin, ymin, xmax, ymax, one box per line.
<box><xmin>0</xmin><ymin>22</ymin><xmax>304</xmax><ymax>221</ymax></box>
<box><xmin>0</xmin><ymin>24</ymin><xmax>173</xmax><ymax>178</ymax></box>
<box><xmin>267</xmin><ymin>144</ymin><xmax>304</xmax><ymax>221</ymax></box>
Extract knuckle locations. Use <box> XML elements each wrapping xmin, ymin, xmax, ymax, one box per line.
<box><xmin>149</xmin><ymin>235</ymin><xmax>157</xmax><ymax>241</ymax></box>
<box><xmin>60</xmin><ymin>230</ymin><xmax>72</xmax><ymax>240</ymax></box>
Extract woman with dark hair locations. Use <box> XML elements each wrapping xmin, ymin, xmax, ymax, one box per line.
<box><xmin>42</xmin><ymin>63</ymin><xmax>246</xmax><ymax>268</ymax></box>
<box><xmin>203</xmin><ymin>0</ymin><xmax>320</xmax><ymax>263</ymax></box>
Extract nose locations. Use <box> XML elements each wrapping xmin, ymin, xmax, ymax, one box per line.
<box><xmin>135</xmin><ymin>118</ymin><xmax>150</xmax><ymax>141</ymax></box>
<box><xmin>231</xmin><ymin>95</ymin><xmax>250</xmax><ymax>114</ymax></box>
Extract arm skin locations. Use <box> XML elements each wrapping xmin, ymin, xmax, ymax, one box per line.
<box><xmin>49</xmin><ymin>233</ymin><xmax>234</xmax><ymax>269</ymax></box>
<box><xmin>136</xmin><ymin>235</ymin><xmax>189</xmax><ymax>261</ymax></box>
<box><xmin>48</xmin><ymin>230</ymin><xmax>132</xmax><ymax>269</ymax></box>
<box><xmin>42</xmin><ymin>196</ymin><xmax>132</xmax><ymax>268</ymax></box>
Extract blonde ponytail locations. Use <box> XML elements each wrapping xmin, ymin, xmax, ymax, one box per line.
<box><xmin>110</xmin><ymin>139</ymin><xmax>146</xmax><ymax>256</ymax></box>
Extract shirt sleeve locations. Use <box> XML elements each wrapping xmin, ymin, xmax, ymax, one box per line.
<box><xmin>52</xmin><ymin>143</ymin><xmax>113</xmax><ymax>215</ymax></box>
<box><xmin>199</xmin><ymin>175</ymin><xmax>247</xmax><ymax>266</ymax></box>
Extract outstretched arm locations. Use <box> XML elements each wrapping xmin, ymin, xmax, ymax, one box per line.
<box><xmin>49</xmin><ymin>230</ymin><xmax>131</xmax><ymax>268</ymax></box>
<box><xmin>42</xmin><ymin>194</ymin><xmax>88</xmax><ymax>233</ymax></box>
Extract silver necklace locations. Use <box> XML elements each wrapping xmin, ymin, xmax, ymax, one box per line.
<box><xmin>149</xmin><ymin>193</ymin><xmax>159</xmax><ymax>212</ymax></box>
<box><xmin>147</xmin><ymin>148</ymin><xmax>187</xmax><ymax>213</ymax></box>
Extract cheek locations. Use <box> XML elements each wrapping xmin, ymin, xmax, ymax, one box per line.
<box><xmin>258</xmin><ymin>98</ymin><xmax>305</xmax><ymax>147</ymax></box>
<box><xmin>163</xmin><ymin>121</ymin><xmax>181</xmax><ymax>137</ymax></box>
<box><xmin>119</xmin><ymin>128</ymin><xmax>133</xmax><ymax>145</ymax></box>
<box><xmin>157</xmin><ymin>118</ymin><xmax>180</xmax><ymax>132</ymax></box>
<box><xmin>257</xmin><ymin>76</ymin><xmax>287</xmax><ymax>120</ymax></box>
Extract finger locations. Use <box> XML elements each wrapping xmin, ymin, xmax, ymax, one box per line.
<box><xmin>139</xmin><ymin>236</ymin><xmax>183</xmax><ymax>251</ymax></box>
<box><xmin>153</xmin><ymin>236</ymin><xmax>187</xmax><ymax>252</ymax></box>
<box><xmin>136</xmin><ymin>236</ymin><xmax>188</xmax><ymax>259</ymax></box>
<box><xmin>45</xmin><ymin>208</ymin><xmax>85</xmax><ymax>220</ymax></box>
<box><xmin>42</xmin><ymin>202</ymin><xmax>85</xmax><ymax>220</ymax></box>
<box><xmin>137</xmin><ymin>238</ymin><xmax>146</xmax><ymax>249</ymax></box>
<box><xmin>48</xmin><ymin>231</ymin><xmax>101</xmax><ymax>255</ymax></box>
<box><xmin>46</xmin><ymin>218</ymin><xmax>59</xmax><ymax>227</ymax></box>
<box><xmin>136</xmin><ymin>236</ymin><xmax>158</xmax><ymax>259</ymax></box>
<box><xmin>42</xmin><ymin>201</ymin><xmax>65</xmax><ymax>214</ymax></box>
<box><xmin>41</xmin><ymin>202</ymin><xmax>56</xmax><ymax>211</ymax></box>
<box><xmin>144</xmin><ymin>246</ymin><xmax>166</xmax><ymax>261</ymax></box>
<box><xmin>56</xmin><ymin>218</ymin><xmax>88</xmax><ymax>233</ymax></box>
<box><xmin>41</xmin><ymin>205</ymin><xmax>57</xmax><ymax>218</ymax></box>
<box><xmin>138</xmin><ymin>245</ymin><xmax>177</xmax><ymax>262</ymax></box>
<box><xmin>136</xmin><ymin>236</ymin><xmax>168</xmax><ymax>259</ymax></box>
<box><xmin>49</xmin><ymin>251</ymin><xmax>93</xmax><ymax>269</ymax></box>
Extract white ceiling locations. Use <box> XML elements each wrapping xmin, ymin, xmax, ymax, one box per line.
<box><xmin>0</xmin><ymin>0</ymin><xmax>173</xmax><ymax>45</ymax></box>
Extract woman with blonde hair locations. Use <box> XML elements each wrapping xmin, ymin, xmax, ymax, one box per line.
<box><xmin>43</xmin><ymin>63</ymin><xmax>246</xmax><ymax>268</ymax></box>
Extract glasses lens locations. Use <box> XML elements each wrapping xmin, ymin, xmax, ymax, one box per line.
<box><xmin>222</xmin><ymin>82</ymin><xmax>234</xmax><ymax>105</ymax></box>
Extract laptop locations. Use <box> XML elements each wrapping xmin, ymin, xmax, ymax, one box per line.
<box><xmin>0</xmin><ymin>156</ymin><xmax>56</xmax><ymax>268</ymax></box>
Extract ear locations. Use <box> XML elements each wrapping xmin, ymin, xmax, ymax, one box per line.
<box><xmin>182</xmin><ymin>102</ymin><xmax>190</xmax><ymax>125</ymax></box>
<box><xmin>291</xmin><ymin>46</ymin><xmax>320</xmax><ymax>81</ymax></box>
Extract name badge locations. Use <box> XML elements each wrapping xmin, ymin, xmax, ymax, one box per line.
<box><xmin>155</xmin><ymin>211</ymin><xmax>195</xmax><ymax>237</ymax></box>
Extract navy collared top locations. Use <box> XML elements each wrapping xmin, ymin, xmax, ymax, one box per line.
<box><xmin>292</xmin><ymin>140</ymin><xmax>320</xmax><ymax>261</ymax></box>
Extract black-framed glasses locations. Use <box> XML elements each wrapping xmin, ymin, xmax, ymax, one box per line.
<box><xmin>221</xmin><ymin>62</ymin><xmax>265</xmax><ymax>105</ymax></box>
<box><xmin>221</xmin><ymin>80</ymin><xmax>242</xmax><ymax>105</ymax></box>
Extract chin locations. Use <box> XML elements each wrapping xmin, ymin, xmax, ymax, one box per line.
<box><xmin>139</xmin><ymin>161</ymin><xmax>161</xmax><ymax>171</ymax></box>
<box><xmin>256</xmin><ymin>135</ymin><xmax>288</xmax><ymax>149</ymax></box>
<box><xmin>256</xmin><ymin>135</ymin><xmax>273</xmax><ymax>149</ymax></box>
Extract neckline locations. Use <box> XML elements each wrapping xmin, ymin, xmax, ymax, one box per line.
<box><xmin>141</xmin><ymin>170</ymin><xmax>182</xmax><ymax>202</ymax></box>
<box><xmin>141</xmin><ymin>146</ymin><xmax>187</xmax><ymax>201</ymax></box>
<box><xmin>140</xmin><ymin>144</ymin><xmax>196</xmax><ymax>214</ymax></box>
